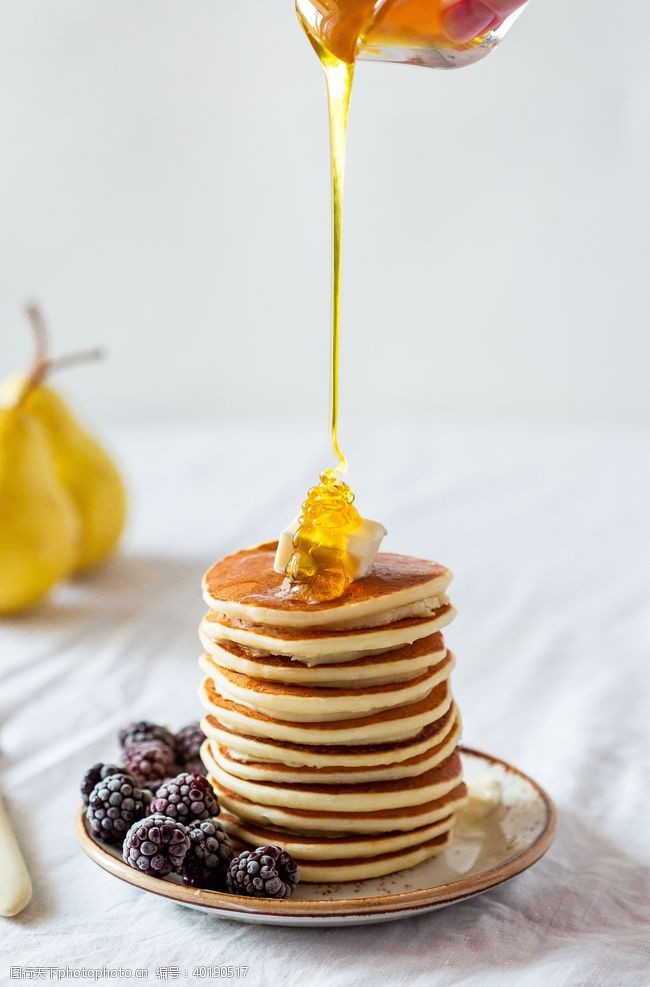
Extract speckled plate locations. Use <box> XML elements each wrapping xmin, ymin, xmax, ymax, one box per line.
<box><xmin>76</xmin><ymin>748</ymin><xmax>556</xmax><ymax>927</ymax></box>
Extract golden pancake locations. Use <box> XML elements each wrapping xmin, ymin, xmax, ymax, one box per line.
<box><xmin>206</xmin><ymin>750</ymin><xmax>462</xmax><ymax>813</ymax></box>
<box><xmin>209</xmin><ymin>776</ymin><xmax>469</xmax><ymax>834</ymax></box>
<box><xmin>199</xmin><ymin>651</ymin><xmax>454</xmax><ymax>722</ymax></box>
<box><xmin>291</xmin><ymin>833</ymin><xmax>453</xmax><ymax>882</ymax></box>
<box><xmin>203</xmin><ymin>712</ymin><xmax>461</xmax><ymax>784</ymax></box>
<box><xmin>202</xmin><ymin>604</ymin><xmax>455</xmax><ymax>664</ymax></box>
<box><xmin>202</xmin><ymin>543</ymin><xmax>453</xmax><ymax>629</ymax></box>
<box><xmin>200</xmin><ymin>702</ymin><xmax>458</xmax><ymax>768</ymax></box>
<box><xmin>199</xmin><ymin>631</ymin><xmax>448</xmax><ymax>687</ymax></box>
<box><xmin>199</xmin><ymin>675</ymin><xmax>453</xmax><ymax>745</ymax></box>
<box><xmin>220</xmin><ymin>809</ymin><xmax>454</xmax><ymax>861</ymax></box>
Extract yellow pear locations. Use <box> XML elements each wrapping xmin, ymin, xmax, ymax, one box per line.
<box><xmin>11</xmin><ymin>379</ymin><xmax>128</xmax><ymax>572</ymax></box>
<box><xmin>1</xmin><ymin>306</ymin><xmax>127</xmax><ymax>573</ymax></box>
<box><xmin>0</xmin><ymin>406</ymin><xmax>80</xmax><ymax>613</ymax></box>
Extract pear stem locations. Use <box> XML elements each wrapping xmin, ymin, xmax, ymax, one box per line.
<box><xmin>16</xmin><ymin>304</ymin><xmax>105</xmax><ymax>408</ymax></box>
<box><xmin>47</xmin><ymin>349</ymin><xmax>105</xmax><ymax>375</ymax></box>
<box><xmin>25</xmin><ymin>303</ymin><xmax>49</xmax><ymax>368</ymax></box>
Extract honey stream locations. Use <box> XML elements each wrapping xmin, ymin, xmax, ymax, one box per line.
<box><xmin>283</xmin><ymin>8</ymin><xmax>361</xmax><ymax>602</ymax></box>
<box><xmin>285</xmin><ymin>1</ymin><xmax>498</xmax><ymax>601</ymax></box>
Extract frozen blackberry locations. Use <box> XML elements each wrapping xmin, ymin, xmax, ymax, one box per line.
<box><xmin>124</xmin><ymin>740</ymin><xmax>177</xmax><ymax>787</ymax></box>
<box><xmin>151</xmin><ymin>772</ymin><xmax>219</xmax><ymax>824</ymax></box>
<box><xmin>81</xmin><ymin>763</ymin><xmax>132</xmax><ymax>806</ymax></box>
<box><xmin>227</xmin><ymin>845</ymin><xmax>299</xmax><ymax>899</ymax></box>
<box><xmin>118</xmin><ymin>720</ymin><xmax>176</xmax><ymax>752</ymax></box>
<box><xmin>123</xmin><ymin>814</ymin><xmax>191</xmax><ymax>877</ymax></box>
<box><xmin>86</xmin><ymin>773</ymin><xmax>151</xmax><ymax>845</ymax></box>
<box><xmin>175</xmin><ymin>723</ymin><xmax>205</xmax><ymax>773</ymax></box>
<box><xmin>182</xmin><ymin>819</ymin><xmax>234</xmax><ymax>889</ymax></box>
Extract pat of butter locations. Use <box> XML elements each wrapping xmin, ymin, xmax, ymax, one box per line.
<box><xmin>0</xmin><ymin>793</ymin><xmax>32</xmax><ymax>917</ymax></box>
<box><xmin>274</xmin><ymin>516</ymin><xmax>387</xmax><ymax>580</ymax></box>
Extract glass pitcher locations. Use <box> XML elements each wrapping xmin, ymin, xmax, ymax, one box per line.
<box><xmin>296</xmin><ymin>0</ymin><xmax>527</xmax><ymax>69</ymax></box>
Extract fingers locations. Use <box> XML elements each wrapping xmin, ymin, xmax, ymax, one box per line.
<box><xmin>440</xmin><ymin>0</ymin><xmax>524</xmax><ymax>44</ymax></box>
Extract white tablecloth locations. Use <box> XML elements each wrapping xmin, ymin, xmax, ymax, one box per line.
<box><xmin>2</xmin><ymin>419</ymin><xmax>649</xmax><ymax>986</ymax></box>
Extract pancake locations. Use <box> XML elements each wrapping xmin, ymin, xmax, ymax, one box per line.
<box><xmin>200</xmin><ymin>702</ymin><xmax>458</xmax><ymax>768</ymax></box>
<box><xmin>291</xmin><ymin>834</ymin><xmax>453</xmax><ymax>882</ymax></box>
<box><xmin>199</xmin><ymin>631</ymin><xmax>448</xmax><ymax>688</ymax></box>
<box><xmin>199</xmin><ymin>675</ymin><xmax>453</xmax><ymax>745</ymax></box>
<box><xmin>219</xmin><ymin>810</ymin><xmax>455</xmax><ymax>860</ymax></box>
<box><xmin>199</xmin><ymin>650</ymin><xmax>454</xmax><ymax>722</ymax></box>
<box><xmin>206</xmin><ymin>750</ymin><xmax>463</xmax><ymax>813</ymax></box>
<box><xmin>203</xmin><ymin>712</ymin><xmax>461</xmax><ymax>784</ymax></box>
<box><xmin>202</xmin><ymin>604</ymin><xmax>456</xmax><ymax>664</ymax></box>
<box><xmin>202</xmin><ymin>542</ymin><xmax>453</xmax><ymax>630</ymax></box>
<box><xmin>209</xmin><ymin>776</ymin><xmax>469</xmax><ymax>834</ymax></box>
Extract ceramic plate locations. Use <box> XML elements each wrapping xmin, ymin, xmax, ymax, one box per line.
<box><xmin>76</xmin><ymin>748</ymin><xmax>556</xmax><ymax>927</ymax></box>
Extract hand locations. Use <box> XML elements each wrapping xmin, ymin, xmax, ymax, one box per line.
<box><xmin>441</xmin><ymin>0</ymin><xmax>526</xmax><ymax>44</ymax></box>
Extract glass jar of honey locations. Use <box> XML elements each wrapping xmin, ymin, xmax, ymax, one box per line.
<box><xmin>296</xmin><ymin>0</ymin><xmax>527</xmax><ymax>69</ymax></box>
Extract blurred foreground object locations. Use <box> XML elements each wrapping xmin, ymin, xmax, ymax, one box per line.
<box><xmin>0</xmin><ymin>305</ymin><xmax>127</xmax><ymax>614</ymax></box>
<box><xmin>0</xmin><ymin>792</ymin><xmax>32</xmax><ymax>916</ymax></box>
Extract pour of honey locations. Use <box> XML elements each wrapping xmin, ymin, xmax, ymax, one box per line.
<box><xmin>285</xmin><ymin>1</ymin><xmax>521</xmax><ymax>601</ymax></box>
<box><xmin>281</xmin><ymin>7</ymin><xmax>360</xmax><ymax>602</ymax></box>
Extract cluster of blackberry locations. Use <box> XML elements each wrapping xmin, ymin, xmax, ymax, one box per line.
<box><xmin>119</xmin><ymin>718</ymin><xmax>205</xmax><ymax>788</ymax></box>
<box><xmin>81</xmin><ymin>719</ymin><xmax>300</xmax><ymax>898</ymax></box>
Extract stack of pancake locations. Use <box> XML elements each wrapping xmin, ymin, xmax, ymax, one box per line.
<box><xmin>198</xmin><ymin>542</ymin><xmax>467</xmax><ymax>883</ymax></box>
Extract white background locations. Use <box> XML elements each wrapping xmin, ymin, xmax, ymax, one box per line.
<box><xmin>1</xmin><ymin>0</ymin><xmax>649</xmax><ymax>438</ymax></box>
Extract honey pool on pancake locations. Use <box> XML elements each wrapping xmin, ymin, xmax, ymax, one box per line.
<box><xmin>285</xmin><ymin>1</ymin><xmax>496</xmax><ymax>603</ymax></box>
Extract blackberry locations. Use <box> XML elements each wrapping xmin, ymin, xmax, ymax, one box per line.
<box><xmin>182</xmin><ymin>819</ymin><xmax>233</xmax><ymax>889</ymax></box>
<box><xmin>175</xmin><ymin>723</ymin><xmax>205</xmax><ymax>773</ymax></box>
<box><xmin>124</xmin><ymin>740</ymin><xmax>177</xmax><ymax>788</ymax></box>
<box><xmin>123</xmin><ymin>814</ymin><xmax>190</xmax><ymax>877</ymax></box>
<box><xmin>151</xmin><ymin>772</ymin><xmax>219</xmax><ymax>824</ymax></box>
<box><xmin>81</xmin><ymin>763</ymin><xmax>132</xmax><ymax>806</ymax></box>
<box><xmin>227</xmin><ymin>846</ymin><xmax>300</xmax><ymax>899</ymax></box>
<box><xmin>118</xmin><ymin>720</ymin><xmax>176</xmax><ymax>752</ymax></box>
<box><xmin>86</xmin><ymin>774</ymin><xmax>151</xmax><ymax>845</ymax></box>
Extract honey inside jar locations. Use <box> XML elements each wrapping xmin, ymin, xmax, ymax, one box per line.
<box><xmin>296</xmin><ymin>0</ymin><xmax>500</xmax><ymax>66</ymax></box>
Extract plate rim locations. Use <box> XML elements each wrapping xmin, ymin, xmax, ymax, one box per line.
<box><xmin>76</xmin><ymin>746</ymin><xmax>557</xmax><ymax>919</ymax></box>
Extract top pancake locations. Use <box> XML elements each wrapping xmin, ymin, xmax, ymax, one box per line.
<box><xmin>202</xmin><ymin>542</ymin><xmax>453</xmax><ymax>629</ymax></box>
